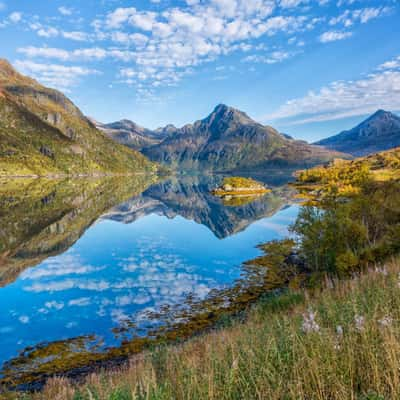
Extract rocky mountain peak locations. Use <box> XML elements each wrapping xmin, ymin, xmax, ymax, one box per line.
<box><xmin>354</xmin><ymin>109</ymin><xmax>400</xmax><ymax>134</ymax></box>
<box><xmin>108</xmin><ymin>119</ymin><xmax>143</xmax><ymax>131</ymax></box>
<box><xmin>372</xmin><ymin>109</ymin><xmax>391</xmax><ymax>117</ymax></box>
<box><xmin>315</xmin><ymin>109</ymin><xmax>400</xmax><ymax>156</ymax></box>
<box><xmin>155</xmin><ymin>124</ymin><xmax>178</xmax><ymax>135</ymax></box>
<box><xmin>366</xmin><ymin>109</ymin><xmax>397</xmax><ymax>123</ymax></box>
<box><xmin>208</xmin><ymin>104</ymin><xmax>254</xmax><ymax>126</ymax></box>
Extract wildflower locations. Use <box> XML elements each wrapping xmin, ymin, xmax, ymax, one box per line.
<box><xmin>333</xmin><ymin>342</ymin><xmax>341</xmax><ymax>351</ymax></box>
<box><xmin>375</xmin><ymin>266</ymin><xmax>388</xmax><ymax>276</ymax></box>
<box><xmin>397</xmin><ymin>273</ymin><xmax>400</xmax><ymax>288</ymax></box>
<box><xmin>336</xmin><ymin>325</ymin><xmax>343</xmax><ymax>336</ymax></box>
<box><xmin>378</xmin><ymin>316</ymin><xmax>393</xmax><ymax>328</ymax></box>
<box><xmin>354</xmin><ymin>315</ymin><xmax>365</xmax><ymax>331</ymax></box>
<box><xmin>231</xmin><ymin>357</ymin><xmax>239</xmax><ymax>371</ymax></box>
<box><xmin>302</xmin><ymin>308</ymin><xmax>320</xmax><ymax>333</ymax></box>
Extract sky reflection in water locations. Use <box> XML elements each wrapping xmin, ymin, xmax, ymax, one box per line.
<box><xmin>0</xmin><ymin>177</ymin><xmax>298</xmax><ymax>369</ymax></box>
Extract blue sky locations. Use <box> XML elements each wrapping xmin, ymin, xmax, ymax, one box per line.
<box><xmin>0</xmin><ymin>0</ymin><xmax>399</xmax><ymax>142</ymax></box>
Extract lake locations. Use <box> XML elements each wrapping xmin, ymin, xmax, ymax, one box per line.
<box><xmin>0</xmin><ymin>173</ymin><xmax>299</xmax><ymax>386</ymax></box>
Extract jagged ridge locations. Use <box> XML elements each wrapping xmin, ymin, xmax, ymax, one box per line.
<box><xmin>140</xmin><ymin>104</ymin><xmax>346</xmax><ymax>171</ymax></box>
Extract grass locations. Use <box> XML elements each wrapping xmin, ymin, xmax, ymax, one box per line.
<box><xmin>219</xmin><ymin>176</ymin><xmax>266</xmax><ymax>189</ymax></box>
<box><xmin>4</xmin><ymin>256</ymin><xmax>399</xmax><ymax>400</ymax></box>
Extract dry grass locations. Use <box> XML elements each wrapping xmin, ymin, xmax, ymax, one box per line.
<box><xmin>6</xmin><ymin>257</ymin><xmax>399</xmax><ymax>400</ymax></box>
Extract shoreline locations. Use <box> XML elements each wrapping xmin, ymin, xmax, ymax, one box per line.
<box><xmin>1</xmin><ymin>240</ymin><xmax>301</xmax><ymax>393</ymax></box>
<box><xmin>0</xmin><ymin>172</ymin><xmax>159</xmax><ymax>179</ymax></box>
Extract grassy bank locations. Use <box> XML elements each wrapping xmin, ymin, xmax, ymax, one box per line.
<box><xmin>11</xmin><ymin>256</ymin><xmax>400</xmax><ymax>400</ymax></box>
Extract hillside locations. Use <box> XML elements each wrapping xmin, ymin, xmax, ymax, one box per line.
<box><xmin>0</xmin><ymin>59</ymin><xmax>156</xmax><ymax>176</ymax></box>
<box><xmin>142</xmin><ymin>104</ymin><xmax>346</xmax><ymax>171</ymax></box>
<box><xmin>315</xmin><ymin>110</ymin><xmax>400</xmax><ymax>156</ymax></box>
<box><xmin>296</xmin><ymin>146</ymin><xmax>400</xmax><ymax>195</ymax></box>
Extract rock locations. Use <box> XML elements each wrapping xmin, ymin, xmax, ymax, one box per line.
<box><xmin>39</xmin><ymin>146</ymin><xmax>55</xmax><ymax>159</ymax></box>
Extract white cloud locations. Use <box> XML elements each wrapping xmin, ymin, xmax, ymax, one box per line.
<box><xmin>17</xmin><ymin>46</ymin><xmax>121</xmax><ymax>61</ymax></box>
<box><xmin>45</xmin><ymin>301</ymin><xmax>64</xmax><ymax>310</ymax></box>
<box><xmin>13</xmin><ymin>0</ymin><xmax>397</xmax><ymax>93</ymax></box>
<box><xmin>29</xmin><ymin>22</ymin><xmax>90</xmax><ymax>42</ymax></box>
<box><xmin>97</xmin><ymin>1</ymin><xmax>309</xmax><ymax>89</ymax></box>
<box><xmin>242</xmin><ymin>50</ymin><xmax>293</xmax><ymax>64</ymax></box>
<box><xmin>106</xmin><ymin>7</ymin><xmax>137</xmax><ymax>29</ymax></box>
<box><xmin>68</xmin><ymin>297</ymin><xmax>91</xmax><ymax>307</ymax></box>
<box><xmin>58</xmin><ymin>6</ymin><xmax>73</xmax><ymax>16</ymax></box>
<box><xmin>378</xmin><ymin>56</ymin><xmax>400</xmax><ymax>71</ymax></box>
<box><xmin>18</xmin><ymin>46</ymin><xmax>70</xmax><ymax>60</ymax></box>
<box><xmin>19</xmin><ymin>315</ymin><xmax>30</xmax><ymax>324</ymax></box>
<box><xmin>62</xmin><ymin>31</ymin><xmax>90</xmax><ymax>41</ymax></box>
<box><xmin>37</xmin><ymin>26</ymin><xmax>59</xmax><ymax>38</ymax></box>
<box><xmin>319</xmin><ymin>30</ymin><xmax>352</xmax><ymax>42</ymax></box>
<box><xmin>264</xmin><ymin>55</ymin><xmax>400</xmax><ymax>124</ymax></box>
<box><xmin>280</xmin><ymin>0</ymin><xmax>309</xmax><ymax>8</ymax></box>
<box><xmin>9</xmin><ymin>11</ymin><xmax>21</xmax><ymax>22</ymax></box>
<box><xmin>111</xmin><ymin>31</ymin><xmax>148</xmax><ymax>46</ymax></box>
<box><xmin>329</xmin><ymin>6</ymin><xmax>392</xmax><ymax>27</ymax></box>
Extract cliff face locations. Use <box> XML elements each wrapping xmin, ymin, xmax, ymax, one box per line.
<box><xmin>0</xmin><ymin>59</ymin><xmax>156</xmax><ymax>176</ymax></box>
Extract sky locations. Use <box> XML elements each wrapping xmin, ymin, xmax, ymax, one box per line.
<box><xmin>0</xmin><ymin>0</ymin><xmax>399</xmax><ymax>142</ymax></box>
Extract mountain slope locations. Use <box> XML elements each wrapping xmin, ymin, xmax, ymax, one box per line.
<box><xmin>0</xmin><ymin>59</ymin><xmax>156</xmax><ymax>176</ymax></box>
<box><xmin>142</xmin><ymin>104</ymin><xmax>345</xmax><ymax>171</ymax></box>
<box><xmin>315</xmin><ymin>110</ymin><xmax>400</xmax><ymax>156</ymax></box>
<box><xmin>95</xmin><ymin>119</ymin><xmax>166</xmax><ymax>150</ymax></box>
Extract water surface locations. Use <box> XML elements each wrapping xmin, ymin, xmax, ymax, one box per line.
<box><xmin>0</xmin><ymin>173</ymin><xmax>298</xmax><ymax>382</ymax></box>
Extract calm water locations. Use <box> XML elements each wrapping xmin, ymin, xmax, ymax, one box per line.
<box><xmin>0</xmin><ymin>173</ymin><xmax>298</xmax><ymax>380</ymax></box>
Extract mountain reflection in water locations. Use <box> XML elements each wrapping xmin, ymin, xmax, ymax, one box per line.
<box><xmin>0</xmin><ymin>172</ymin><xmax>298</xmax><ymax>388</ymax></box>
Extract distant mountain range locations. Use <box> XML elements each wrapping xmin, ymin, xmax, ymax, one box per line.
<box><xmin>3</xmin><ymin>58</ymin><xmax>399</xmax><ymax>176</ymax></box>
<box><xmin>94</xmin><ymin>119</ymin><xmax>169</xmax><ymax>150</ymax></box>
<box><xmin>315</xmin><ymin>110</ymin><xmax>400</xmax><ymax>156</ymax></box>
<box><xmin>0</xmin><ymin>59</ymin><xmax>156</xmax><ymax>177</ymax></box>
<box><xmin>102</xmin><ymin>104</ymin><xmax>344</xmax><ymax>171</ymax></box>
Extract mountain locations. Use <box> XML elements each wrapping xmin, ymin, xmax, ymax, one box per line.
<box><xmin>0</xmin><ymin>59</ymin><xmax>156</xmax><ymax>177</ymax></box>
<box><xmin>95</xmin><ymin>119</ymin><xmax>167</xmax><ymax>150</ymax></box>
<box><xmin>141</xmin><ymin>104</ymin><xmax>345</xmax><ymax>171</ymax></box>
<box><xmin>315</xmin><ymin>110</ymin><xmax>400</xmax><ymax>156</ymax></box>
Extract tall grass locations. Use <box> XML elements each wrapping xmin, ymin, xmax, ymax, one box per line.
<box><xmin>13</xmin><ymin>257</ymin><xmax>400</xmax><ymax>400</ymax></box>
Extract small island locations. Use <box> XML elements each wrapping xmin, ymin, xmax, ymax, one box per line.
<box><xmin>212</xmin><ymin>176</ymin><xmax>270</xmax><ymax>197</ymax></box>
